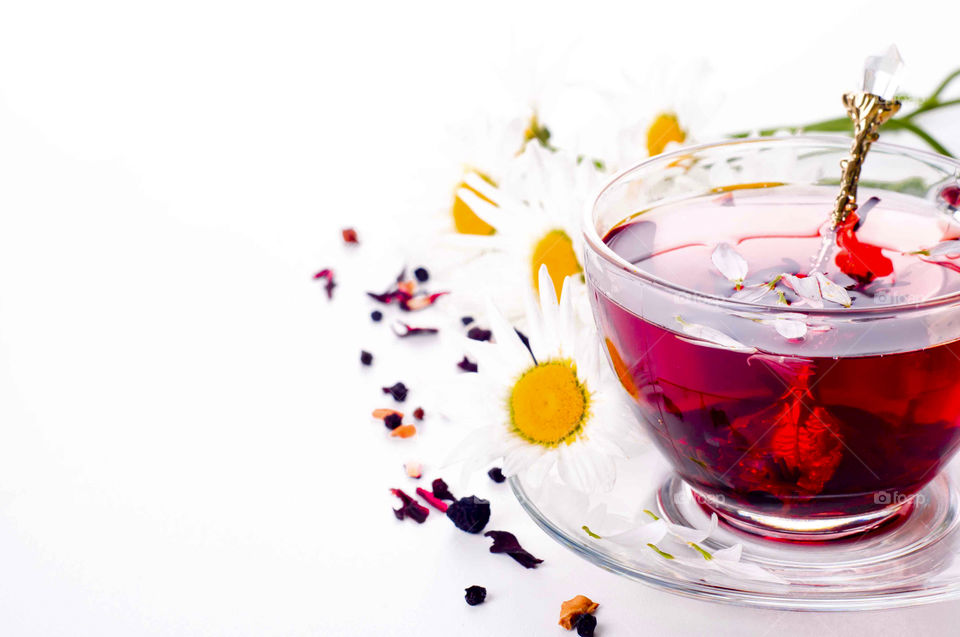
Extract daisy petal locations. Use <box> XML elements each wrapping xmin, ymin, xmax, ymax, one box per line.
<box><xmin>711</xmin><ymin>242</ymin><xmax>748</xmax><ymax>286</ymax></box>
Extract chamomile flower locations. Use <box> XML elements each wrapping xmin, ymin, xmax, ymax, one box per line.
<box><xmin>452</xmin><ymin>143</ymin><xmax>603</xmax><ymax>321</ymax></box>
<box><xmin>445</xmin><ymin>266</ymin><xmax>645</xmax><ymax>493</ymax></box>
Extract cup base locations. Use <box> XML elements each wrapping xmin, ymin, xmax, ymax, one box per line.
<box><xmin>657</xmin><ymin>476</ymin><xmax>915</xmax><ymax>541</ymax></box>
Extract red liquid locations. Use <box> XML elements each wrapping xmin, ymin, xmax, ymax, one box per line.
<box><xmin>595</xmin><ymin>187</ymin><xmax>960</xmax><ymax>518</ymax></box>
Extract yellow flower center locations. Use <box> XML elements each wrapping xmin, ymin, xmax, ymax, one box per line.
<box><xmin>646</xmin><ymin>112</ymin><xmax>686</xmax><ymax>157</ymax></box>
<box><xmin>531</xmin><ymin>229</ymin><xmax>581</xmax><ymax>300</ymax></box>
<box><xmin>509</xmin><ymin>360</ymin><xmax>589</xmax><ymax>447</ymax></box>
<box><xmin>452</xmin><ymin>171</ymin><xmax>497</xmax><ymax>235</ymax></box>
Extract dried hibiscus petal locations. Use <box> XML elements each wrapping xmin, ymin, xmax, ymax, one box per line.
<box><xmin>416</xmin><ymin>487</ymin><xmax>448</xmax><ymax>512</ymax></box>
<box><xmin>382</xmin><ymin>382</ymin><xmax>408</xmax><ymax>402</ymax></box>
<box><xmin>313</xmin><ymin>269</ymin><xmax>336</xmax><ymax>300</ymax></box>
<box><xmin>457</xmin><ymin>356</ymin><xmax>478</xmax><ymax>373</ymax></box>
<box><xmin>487</xmin><ymin>467</ymin><xmax>505</xmax><ymax>483</ymax></box>
<box><xmin>392</xmin><ymin>321</ymin><xmax>439</xmax><ymax>338</ymax></box>
<box><xmin>382</xmin><ymin>413</ymin><xmax>402</xmax><ymax>430</ymax></box>
<box><xmin>464</xmin><ymin>585</ymin><xmax>487</xmax><ymax>606</ymax></box>
<box><xmin>558</xmin><ymin>595</ymin><xmax>599</xmax><ymax>630</ymax></box>
<box><xmin>467</xmin><ymin>327</ymin><xmax>492</xmax><ymax>342</ymax></box>
<box><xmin>341</xmin><ymin>228</ymin><xmax>359</xmax><ymax>244</ymax></box>
<box><xmin>360</xmin><ymin>350</ymin><xmax>373</xmax><ymax>366</ymax></box>
<box><xmin>940</xmin><ymin>184</ymin><xmax>960</xmax><ymax>209</ymax></box>
<box><xmin>404</xmin><ymin>461</ymin><xmax>422</xmax><ymax>479</ymax></box>
<box><xmin>413</xmin><ymin>407</ymin><xmax>424</xmax><ymax>420</ymax></box>
<box><xmin>834</xmin><ymin>198</ymin><xmax>892</xmax><ymax>285</ymax></box>
<box><xmin>390</xmin><ymin>488</ymin><xmax>429</xmax><ymax>523</ymax></box>
<box><xmin>447</xmin><ymin>496</ymin><xmax>490</xmax><ymax>533</ymax></box>
<box><xmin>431</xmin><ymin>478</ymin><xmax>455</xmax><ymax>502</ymax></box>
<box><xmin>484</xmin><ymin>530</ymin><xmax>543</xmax><ymax>568</ymax></box>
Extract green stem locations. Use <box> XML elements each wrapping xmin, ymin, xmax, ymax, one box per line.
<box><xmin>923</xmin><ymin>68</ymin><xmax>960</xmax><ymax>107</ymax></box>
<box><xmin>883</xmin><ymin>119</ymin><xmax>952</xmax><ymax>155</ymax></box>
<box><xmin>907</xmin><ymin>97</ymin><xmax>960</xmax><ymax>118</ymax></box>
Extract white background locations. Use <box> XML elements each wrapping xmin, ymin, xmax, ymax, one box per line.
<box><xmin>1</xmin><ymin>1</ymin><xmax>959</xmax><ymax>634</ymax></box>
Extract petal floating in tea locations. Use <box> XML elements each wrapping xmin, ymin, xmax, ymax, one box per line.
<box><xmin>711</xmin><ymin>242</ymin><xmax>748</xmax><ymax>288</ymax></box>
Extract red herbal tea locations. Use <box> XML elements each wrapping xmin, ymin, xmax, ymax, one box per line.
<box><xmin>593</xmin><ymin>185</ymin><xmax>960</xmax><ymax>521</ymax></box>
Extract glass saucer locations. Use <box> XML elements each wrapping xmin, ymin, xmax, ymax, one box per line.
<box><xmin>510</xmin><ymin>455</ymin><xmax>960</xmax><ymax>611</ymax></box>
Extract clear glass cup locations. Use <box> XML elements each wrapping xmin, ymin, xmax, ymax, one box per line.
<box><xmin>583</xmin><ymin>136</ymin><xmax>960</xmax><ymax>540</ymax></box>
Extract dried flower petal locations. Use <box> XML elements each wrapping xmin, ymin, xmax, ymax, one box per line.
<box><xmin>413</xmin><ymin>407</ymin><xmax>424</xmax><ymax>420</ymax></box>
<box><xmin>558</xmin><ymin>595</ymin><xmax>598</xmax><ymax>629</ymax></box>
<box><xmin>447</xmin><ymin>496</ymin><xmax>491</xmax><ymax>533</ymax></box>
<box><xmin>360</xmin><ymin>350</ymin><xmax>373</xmax><ymax>366</ymax></box>
<box><xmin>372</xmin><ymin>408</ymin><xmax>403</xmax><ymax>419</ymax></box>
<box><xmin>711</xmin><ymin>242</ymin><xmax>748</xmax><ymax>288</ymax></box>
<box><xmin>467</xmin><ymin>327</ymin><xmax>493</xmax><ymax>342</ymax></box>
<box><xmin>390</xmin><ymin>488</ymin><xmax>429</xmax><ymax>523</ymax></box>
<box><xmin>390</xmin><ymin>424</ymin><xmax>417</xmax><ymax>438</ymax></box>
<box><xmin>313</xmin><ymin>269</ymin><xmax>336</xmax><ymax>300</ymax></box>
<box><xmin>404</xmin><ymin>461</ymin><xmax>422</xmax><ymax>479</ymax></box>
<box><xmin>383</xmin><ymin>413</ymin><xmax>402</xmax><ymax>430</ymax></box>
<box><xmin>484</xmin><ymin>530</ymin><xmax>542</xmax><ymax>568</ymax></box>
<box><xmin>431</xmin><ymin>478</ymin><xmax>455</xmax><ymax>502</ymax></box>
<box><xmin>464</xmin><ymin>585</ymin><xmax>487</xmax><ymax>606</ymax></box>
<box><xmin>461</xmin><ymin>316</ymin><xmax>474</xmax><ymax>325</ymax></box>
<box><xmin>457</xmin><ymin>356</ymin><xmax>479</xmax><ymax>373</ymax></box>
<box><xmin>392</xmin><ymin>321</ymin><xmax>440</xmax><ymax>337</ymax></box>
<box><xmin>416</xmin><ymin>487</ymin><xmax>448</xmax><ymax>512</ymax></box>
<box><xmin>382</xmin><ymin>382</ymin><xmax>409</xmax><ymax>402</ymax></box>
<box><xmin>487</xmin><ymin>467</ymin><xmax>506</xmax><ymax>483</ymax></box>
<box><xmin>941</xmin><ymin>185</ymin><xmax>960</xmax><ymax>209</ymax></box>
<box><xmin>341</xmin><ymin>228</ymin><xmax>359</xmax><ymax>244</ymax></box>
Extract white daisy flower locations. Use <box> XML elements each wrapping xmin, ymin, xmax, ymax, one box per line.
<box><xmin>451</xmin><ymin>142</ymin><xmax>604</xmax><ymax>319</ymax></box>
<box><xmin>445</xmin><ymin>266</ymin><xmax>645</xmax><ymax>493</ymax></box>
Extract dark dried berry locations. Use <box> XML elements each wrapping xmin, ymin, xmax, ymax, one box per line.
<box><xmin>464</xmin><ymin>585</ymin><xmax>487</xmax><ymax>606</ymax></box>
<box><xmin>383</xmin><ymin>413</ymin><xmax>402</xmax><ymax>430</ymax></box>
<box><xmin>575</xmin><ymin>613</ymin><xmax>597</xmax><ymax>637</ymax></box>
<box><xmin>446</xmin><ymin>496</ymin><xmax>491</xmax><ymax>534</ymax></box>
<box><xmin>382</xmin><ymin>382</ymin><xmax>408</xmax><ymax>402</ymax></box>
<box><xmin>467</xmin><ymin>327</ymin><xmax>492</xmax><ymax>342</ymax></box>
<box><xmin>360</xmin><ymin>351</ymin><xmax>373</xmax><ymax>366</ymax></box>
<box><xmin>414</xmin><ymin>267</ymin><xmax>429</xmax><ymax>282</ymax></box>
<box><xmin>487</xmin><ymin>467</ymin><xmax>505</xmax><ymax>483</ymax></box>
<box><xmin>371</xmin><ymin>310</ymin><xmax>383</xmax><ymax>322</ymax></box>
<box><xmin>390</xmin><ymin>488</ymin><xmax>429</xmax><ymax>523</ymax></box>
<box><xmin>413</xmin><ymin>407</ymin><xmax>425</xmax><ymax>420</ymax></box>
<box><xmin>457</xmin><ymin>356</ymin><xmax>478</xmax><ymax>373</ymax></box>
<box><xmin>431</xmin><ymin>478</ymin><xmax>455</xmax><ymax>502</ymax></box>
<box><xmin>461</xmin><ymin>316</ymin><xmax>474</xmax><ymax>326</ymax></box>
<box><xmin>484</xmin><ymin>530</ymin><xmax>542</xmax><ymax>568</ymax></box>
<box><xmin>341</xmin><ymin>228</ymin><xmax>359</xmax><ymax>244</ymax></box>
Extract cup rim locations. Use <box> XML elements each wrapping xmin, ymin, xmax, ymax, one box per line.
<box><xmin>583</xmin><ymin>135</ymin><xmax>960</xmax><ymax>318</ymax></box>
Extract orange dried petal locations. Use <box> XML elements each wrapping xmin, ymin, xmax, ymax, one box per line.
<box><xmin>372</xmin><ymin>408</ymin><xmax>403</xmax><ymax>419</ymax></box>
<box><xmin>390</xmin><ymin>424</ymin><xmax>417</xmax><ymax>439</ymax></box>
<box><xmin>558</xmin><ymin>595</ymin><xmax>599</xmax><ymax>630</ymax></box>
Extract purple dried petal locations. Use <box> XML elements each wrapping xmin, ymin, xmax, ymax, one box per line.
<box><xmin>467</xmin><ymin>327</ymin><xmax>492</xmax><ymax>342</ymax></box>
<box><xmin>431</xmin><ymin>478</ymin><xmax>455</xmax><ymax>502</ymax></box>
<box><xmin>382</xmin><ymin>382</ymin><xmax>408</xmax><ymax>402</ymax></box>
<box><xmin>390</xmin><ymin>488</ymin><xmax>429</xmax><ymax>523</ymax></box>
<box><xmin>313</xmin><ymin>269</ymin><xmax>336</xmax><ymax>300</ymax></box>
<box><xmin>457</xmin><ymin>356</ymin><xmax>478</xmax><ymax>373</ymax></box>
<box><xmin>447</xmin><ymin>496</ymin><xmax>491</xmax><ymax>534</ymax></box>
<box><xmin>483</xmin><ymin>530</ymin><xmax>543</xmax><ymax>568</ymax></box>
<box><xmin>487</xmin><ymin>467</ymin><xmax>505</xmax><ymax>483</ymax></box>
<box><xmin>392</xmin><ymin>321</ymin><xmax>439</xmax><ymax>337</ymax></box>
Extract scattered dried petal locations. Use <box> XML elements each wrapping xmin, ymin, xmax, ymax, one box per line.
<box><xmin>341</xmin><ymin>228</ymin><xmax>359</xmax><ymax>244</ymax></box>
<box><xmin>392</xmin><ymin>321</ymin><xmax>440</xmax><ymax>337</ymax></box>
<box><xmin>416</xmin><ymin>487</ymin><xmax>448</xmax><ymax>512</ymax></box>
<box><xmin>467</xmin><ymin>326</ymin><xmax>493</xmax><ymax>342</ymax></box>
<box><xmin>457</xmin><ymin>356</ymin><xmax>479</xmax><ymax>373</ymax></box>
<box><xmin>413</xmin><ymin>407</ymin><xmax>425</xmax><ymax>420</ymax></box>
<box><xmin>382</xmin><ymin>382</ymin><xmax>409</xmax><ymax>402</ymax></box>
<box><xmin>360</xmin><ymin>350</ymin><xmax>373</xmax><ymax>366</ymax></box>
<box><xmin>575</xmin><ymin>613</ymin><xmax>597</xmax><ymax>637</ymax></box>
<box><xmin>404</xmin><ymin>461</ymin><xmax>422</xmax><ymax>479</ymax></box>
<box><xmin>484</xmin><ymin>530</ymin><xmax>542</xmax><ymax>568</ymax></box>
<box><xmin>390</xmin><ymin>488</ymin><xmax>429</xmax><ymax>523</ymax></box>
<box><xmin>383</xmin><ymin>413</ymin><xmax>403</xmax><ymax>430</ymax></box>
<box><xmin>313</xmin><ymin>269</ymin><xmax>336</xmax><ymax>300</ymax></box>
<box><xmin>558</xmin><ymin>595</ymin><xmax>598</xmax><ymax>629</ymax></box>
<box><xmin>464</xmin><ymin>585</ymin><xmax>486</xmax><ymax>606</ymax></box>
<box><xmin>390</xmin><ymin>424</ymin><xmax>417</xmax><ymax>438</ymax></box>
<box><xmin>447</xmin><ymin>496</ymin><xmax>491</xmax><ymax>534</ymax></box>
<box><xmin>487</xmin><ymin>467</ymin><xmax>506</xmax><ymax>483</ymax></box>
<box><xmin>461</xmin><ymin>316</ymin><xmax>474</xmax><ymax>325</ymax></box>
<box><xmin>431</xmin><ymin>478</ymin><xmax>455</xmax><ymax>502</ymax></box>
<box><xmin>372</xmin><ymin>408</ymin><xmax>403</xmax><ymax>419</ymax></box>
